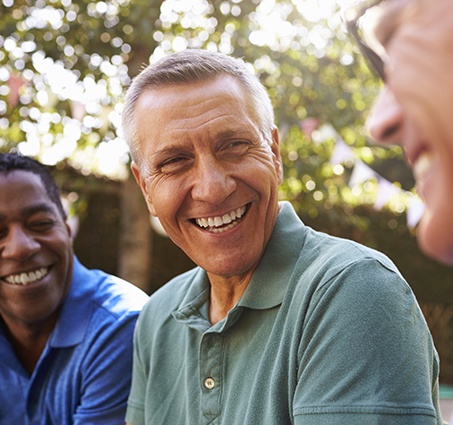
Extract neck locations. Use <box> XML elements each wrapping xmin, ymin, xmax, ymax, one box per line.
<box><xmin>207</xmin><ymin>273</ymin><xmax>252</xmax><ymax>325</ymax></box>
<box><xmin>1</xmin><ymin>316</ymin><xmax>56</xmax><ymax>375</ymax></box>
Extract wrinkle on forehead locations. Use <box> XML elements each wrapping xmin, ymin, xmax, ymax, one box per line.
<box><xmin>373</xmin><ymin>0</ymin><xmax>422</xmax><ymax>47</ymax></box>
<box><xmin>135</xmin><ymin>76</ymin><xmax>261</xmax><ymax>153</ymax></box>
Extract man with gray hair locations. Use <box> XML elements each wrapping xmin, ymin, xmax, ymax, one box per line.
<box><xmin>123</xmin><ymin>49</ymin><xmax>442</xmax><ymax>425</ymax></box>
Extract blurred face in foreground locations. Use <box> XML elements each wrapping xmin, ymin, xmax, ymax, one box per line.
<box><xmin>362</xmin><ymin>0</ymin><xmax>453</xmax><ymax>264</ymax></box>
<box><xmin>131</xmin><ymin>75</ymin><xmax>282</xmax><ymax>282</ymax></box>
<box><xmin>0</xmin><ymin>171</ymin><xmax>73</xmax><ymax>332</ymax></box>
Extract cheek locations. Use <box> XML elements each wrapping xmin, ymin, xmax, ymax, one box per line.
<box><xmin>147</xmin><ymin>179</ymin><xmax>187</xmax><ymax>221</ymax></box>
<box><xmin>418</xmin><ymin>164</ymin><xmax>453</xmax><ymax>261</ymax></box>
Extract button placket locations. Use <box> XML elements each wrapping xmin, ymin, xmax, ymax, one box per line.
<box><xmin>199</xmin><ymin>332</ymin><xmax>224</xmax><ymax>420</ymax></box>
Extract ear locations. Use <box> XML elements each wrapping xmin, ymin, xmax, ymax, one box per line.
<box><xmin>65</xmin><ymin>220</ymin><xmax>74</xmax><ymax>240</ymax></box>
<box><xmin>270</xmin><ymin>127</ymin><xmax>283</xmax><ymax>184</ymax></box>
<box><xmin>131</xmin><ymin>162</ymin><xmax>157</xmax><ymax>216</ymax></box>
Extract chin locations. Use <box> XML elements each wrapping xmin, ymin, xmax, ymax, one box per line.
<box><xmin>418</xmin><ymin>216</ymin><xmax>453</xmax><ymax>266</ymax></box>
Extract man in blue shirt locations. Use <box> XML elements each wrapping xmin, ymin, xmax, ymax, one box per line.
<box><xmin>0</xmin><ymin>152</ymin><xmax>148</xmax><ymax>424</ymax></box>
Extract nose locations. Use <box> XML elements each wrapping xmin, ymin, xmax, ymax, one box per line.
<box><xmin>190</xmin><ymin>156</ymin><xmax>237</xmax><ymax>204</ymax></box>
<box><xmin>1</xmin><ymin>226</ymin><xmax>41</xmax><ymax>261</ymax></box>
<box><xmin>366</xmin><ymin>85</ymin><xmax>404</xmax><ymax>144</ymax></box>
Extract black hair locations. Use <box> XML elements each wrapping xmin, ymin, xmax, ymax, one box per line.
<box><xmin>0</xmin><ymin>152</ymin><xmax>67</xmax><ymax>219</ymax></box>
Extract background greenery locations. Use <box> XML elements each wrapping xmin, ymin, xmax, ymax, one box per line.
<box><xmin>1</xmin><ymin>0</ymin><xmax>452</xmax><ymax>381</ymax></box>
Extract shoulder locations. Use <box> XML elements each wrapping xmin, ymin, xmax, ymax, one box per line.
<box><xmin>284</xmin><ymin>227</ymin><xmax>414</xmax><ymax>320</ymax></box>
<box><xmin>141</xmin><ymin>266</ymin><xmax>203</xmax><ymax>316</ymax></box>
<box><xmin>301</xmin><ymin>226</ymin><xmax>404</xmax><ymax>283</ymax></box>
<box><xmin>72</xmin><ymin>260</ymin><xmax>149</xmax><ymax>320</ymax></box>
<box><xmin>134</xmin><ymin>267</ymin><xmax>205</xmax><ymax>339</ymax></box>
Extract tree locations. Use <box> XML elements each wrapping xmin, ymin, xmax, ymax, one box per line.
<box><xmin>0</xmin><ymin>0</ymin><xmax>416</xmax><ymax>288</ymax></box>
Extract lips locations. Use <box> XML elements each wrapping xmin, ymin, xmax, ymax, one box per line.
<box><xmin>1</xmin><ymin>267</ymin><xmax>49</xmax><ymax>286</ymax></box>
<box><xmin>194</xmin><ymin>205</ymin><xmax>247</xmax><ymax>234</ymax></box>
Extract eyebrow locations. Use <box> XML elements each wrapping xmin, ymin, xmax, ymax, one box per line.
<box><xmin>151</xmin><ymin>128</ymin><xmax>258</xmax><ymax>158</ymax></box>
<box><xmin>0</xmin><ymin>203</ymin><xmax>57</xmax><ymax>222</ymax></box>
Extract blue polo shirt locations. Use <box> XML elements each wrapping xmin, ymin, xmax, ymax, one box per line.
<box><xmin>126</xmin><ymin>201</ymin><xmax>442</xmax><ymax>425</ymax></box>
<box><xmin>0</xmin><ymin>257</ymin><xmax>148</xmax><ymax>425</ymax></box>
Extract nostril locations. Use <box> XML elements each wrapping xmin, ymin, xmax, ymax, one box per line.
<box><xmin>380</xmin><ymin>123</ymin><xmax>402</xmax><ymax>141</ymax></box>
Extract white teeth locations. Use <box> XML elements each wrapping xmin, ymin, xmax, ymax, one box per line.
<box><xmin>195</xmin><ymin>206</ymin><xmax>247</xmax><ymax>230</ymax></box>
<box><xmin>4</xmin><ymin>267</ymin><xmax>49</xmax><ymax>286</ymax></box>
<box><xmin>413</xmin><ymin>152</ymin><xmax>432</xmax><ymax>182</ymax></box>
<box><xmin>222</xmin><ymin>213</ymin><xmax>232</xmax><ymax>224</ymax></box>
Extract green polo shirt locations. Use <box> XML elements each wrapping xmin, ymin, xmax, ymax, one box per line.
<box><xmin>126</xmin><ymin>201</ymin><xmax>441</xmax><ymax>425</ymax></box>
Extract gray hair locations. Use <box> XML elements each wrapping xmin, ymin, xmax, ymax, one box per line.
<box><xmin>122</xmin><ymin>49</ymin><xmax>275</xmax><ymax>165</ymax></box>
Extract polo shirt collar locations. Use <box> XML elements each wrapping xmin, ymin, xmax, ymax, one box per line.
<box><xmin>174</xmin><ymin>202</ymin><xmax>307</xmax><ymax>328</ymax></box>
<box><xmin>238</xmin><ymin>201</ymin><xmax>306</xmax><ymax>310</ymax></box>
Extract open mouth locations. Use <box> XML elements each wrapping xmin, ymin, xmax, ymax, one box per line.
<box><xmin>412</xmin><ymin>151</ymin><xmax>432</xmax><ymax>183</ymax></box>
<box><xmin>1</xmin><ymin>267</ymin><xmax>50</xmax><ymax>286</ymax></box>
<box><xmin>193</xmin><ymin>204</ymin><xmax>249</xmax><ymax>234</ymax></box>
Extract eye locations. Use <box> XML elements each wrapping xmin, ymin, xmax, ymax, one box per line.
<box><xmin>29</xmin><ymin>219</ymin><xmax>55</xmax><ymax>232</ymax></box>
<box><xmin>159</xmin><ymin>155</ymin><xmax>192</xmax><ymax>174</ymax></box>
<box><xmin>221</xmin><ymin>140</ymin><xmax>251</xmax><ymax>157</ymax></box>
<box><xmin>27</xmin><ymin>211</ymin><xmax>57</xmax><ymax>232</ymax></box>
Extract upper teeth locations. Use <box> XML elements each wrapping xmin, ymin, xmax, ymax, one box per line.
<box><xmin>413</xmin><ymin>152</ymin><xmax>432</xmax><ymax>182</ymax></box>
<box><xmin>4</xmin><ymin>267</ymin><xmax>49</xmax><ymax>286</ymax></box>
<box><xmin>195</xmin><ymin>206</ymin><xmax>246</xmax><ymax>230</ymax></box>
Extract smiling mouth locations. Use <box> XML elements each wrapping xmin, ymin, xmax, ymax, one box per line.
<box><xmin>194</xmin><ymin>205</ymin><xmax>248</xmax><ymax>234</ymax></box>
<box><xmin>412</xmin><ymin>151</ymin><xmax>432</xmax><ymax>183</ymax></box>
<box><xmin>1</xmin><ymin>267</ymin><xmax>50</xmax><ymax>286</ymax></box>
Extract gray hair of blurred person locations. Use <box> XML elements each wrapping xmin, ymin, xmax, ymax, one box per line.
<box><xmin>122</xmin><ymin>49</ymin><xmax>276</xmax><ymax>168</ymax></box>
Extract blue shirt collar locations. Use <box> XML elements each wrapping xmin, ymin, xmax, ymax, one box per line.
<box><xmin>49</xmin><ymin>257</ymin><xmax>94</xmax><ymax>348</ymax></box>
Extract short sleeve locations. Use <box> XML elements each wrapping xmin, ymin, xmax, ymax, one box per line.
<box><xmin>72</xmin><ymin>313</ymin><xmax>140</xmax><ymax>425</ymax></box>
<box><xmin>293</xmin><ymin>258</ymin><xmax>441</xmax><ymax>425</ymax></box>
<box><xmin>125</xmin><ymin>313</ymin><xmax>147</xmax><ymax>425</ymax></box>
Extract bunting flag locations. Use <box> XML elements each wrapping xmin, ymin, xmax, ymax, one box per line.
<box><xmin>70</xmin><ymin>100</ymin><xmax>86</xmax><ymax>121</ymax></box>
<box><xmin>7</xmin><ymin>73</ymin><xmax>26</xmax><ymax>107</ymax></box>
<box><xmin>374</xmin><ymin>177</ymin><xmax>400</xmax><ymax>211</ymax></box>
<box><xmin>323</xmin><ymin>128</ymin><xmax>424</xmax><ymax>228</ymax></box>
<box><xmin>407</xmin><ymin>194</ymin><xmax>426</xmax><ymax>229</ymax></box>
<box><xmin>300</xmin><ymin>117</ymin><xmax>319</xmax><ymax>140</ymax></box>
<box><xmin>330</xmin><ymin>139</ymin><xmax>355</xmax><ymax>166</ymax></box>
<box><xmin>348</xmin><ymin>160</ymin><xmax>376</xmax><ymax>188</ymax></box>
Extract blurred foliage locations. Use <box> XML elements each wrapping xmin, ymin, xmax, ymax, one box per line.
<box><xmin>0</xmin><ymin>0</ymin><xmax>382</xmax><ymax>177</ymax></box>
<box><xmin>0</xmin><ymin>0</ymin><xmax>451</xmax><ymax>288</ymax></box>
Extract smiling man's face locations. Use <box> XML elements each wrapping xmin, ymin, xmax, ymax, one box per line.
<box><xmin>132</xmin><ymin>75</ymin><xmax>282</xmax><ymax>281</ymax></box>
<box><xmin>365</xmin><ymin>0</ymin><xmax>453</xmax><ymax>264</ymax></box>
<box><xmin>0</xmin><ymin>170</ymin><xmax>74</xmax><ymax>330</ymax></box>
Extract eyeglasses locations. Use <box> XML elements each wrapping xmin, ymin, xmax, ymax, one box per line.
<box><xmin>344</xmin><ymin>0</ymin><xmax>387</xmax><ymax>81</ymax></box>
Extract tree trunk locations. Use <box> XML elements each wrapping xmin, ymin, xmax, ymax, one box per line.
<box><xmin>118</xmin><ymin>172</ymin><xmax>152</xmax><ymax>293</ymax></box>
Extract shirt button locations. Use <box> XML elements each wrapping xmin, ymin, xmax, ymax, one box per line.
<box><xmin>204</xmin><ymin>377</ymin><xmax>216</xmax><ymax>390</ymax></box>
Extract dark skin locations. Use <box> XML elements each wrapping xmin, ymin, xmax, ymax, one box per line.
<box><xmin>2</xmin><ymin>316</ymin><xmax>57</xmax><ymax>374</ymax></box>
<box><xmin>0</xmin><ymin>171</ymin><xmax>74</xmax><ymax>375</ymax></box>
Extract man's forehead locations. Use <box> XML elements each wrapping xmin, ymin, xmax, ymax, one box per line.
<box><xmin>0</xmin><ymin>170</ymin><xmax>53</xmax><ymax>207</ymax></box>
<box><xmin>137</xmin><ymin>74</ymin><xmax>246</xmax><ymax>107</ymax></box>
